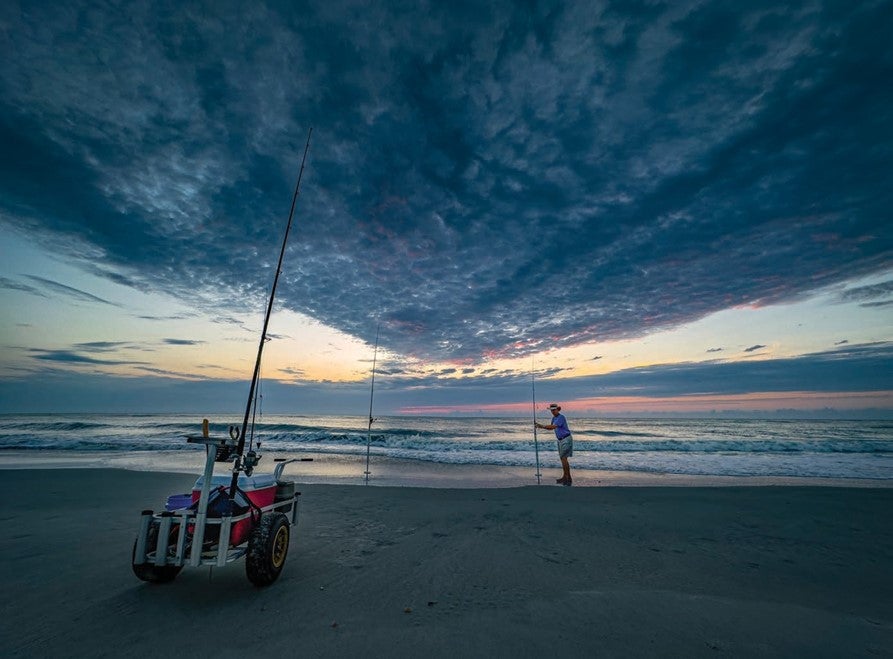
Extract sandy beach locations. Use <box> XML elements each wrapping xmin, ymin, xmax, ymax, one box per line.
<box><xmin>2</xmin><ymin>468</ymin><xmax>891</xmax><ymax>658</ymax></box>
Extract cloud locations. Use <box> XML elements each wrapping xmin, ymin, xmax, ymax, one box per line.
<box><xmin>23</xmin><ymin>275</ymin><xmax>118</xmax><ymax>306</ymax></box>
<box><xmin>0</xmin><ymin>276</ymin><xmax>45</xmax><ymax>296</ymax></box>
<box><xmin>706</xmin><ymin>347</ymin><xmax>724</xmax><ymax>353</ymax></box>
<box><xmin>1</xmin><ymin>1</ymin><xmax>891</xmax><ymax>362</ymax></box>
<box><xmin>4</xmin><ymin>342</ymin><xmax>889</xmax><ymax>414</ymax></box>
<box><xmin>73</xmin><ymin>341</ymin><xmax>133</xmax><ymax>352</ymax></box>
<box><xmin>134</xmin><ymin>365</ymin><xmax>202</xmax><ymax>379</ymax></box>
<box><xmin>162</xmin><ymin>338</ymin><xmax>205</xmax><ymax>346</ymax></box>
<box><xmin>743</xmin><ymin>344</ymin><xmax>766</xmax><ymax>353</ymax></box>
<box><xmin>137</xmin><ymin>314</ymin><xmax>196</xmax><ymax>321</ymax></box>
<box><xmin>563</xmin><ymin>343</ymin><xmax>893</xmax><ymax>398</ymax></box>
<box><xmin>28</xmin><ymin>348</ymin><xmax>145</xmax><ymax>366</ymax></box>
<box><xmin>839</xmin><ymin>279</ymin><xmax>893</xmax><ymax>305</ymax></box>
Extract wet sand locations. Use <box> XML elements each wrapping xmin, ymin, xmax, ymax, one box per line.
<box><xmin>2</xmin><ymin>449</ymin><xmax>890</xmax><ymax>489</ymax></box>
<box><xmin>1</xmin><ymin>468</ymin><xmax>891</xmax><ymax>657</ymax></box>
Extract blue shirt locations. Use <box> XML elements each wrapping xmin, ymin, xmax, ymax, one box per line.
<box><xmin>551</xmin><ymin>413</ymin><xmax>571</xmax><ymax>439</ymax></box>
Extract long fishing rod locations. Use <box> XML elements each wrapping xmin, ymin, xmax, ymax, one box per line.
<box><xmin>229</xmin><ymin>127</ymin><xmax>313</xmax><ymax>497</ymax></box>
<box><xmin>532</xmin><ymin>356</ymin><xmax>542</xmax><ymax>485</ymax></box>
<box><xmin>364</xmin><ymin>323</ymin><xmax>381</xmax><ymax>484</ymax></box>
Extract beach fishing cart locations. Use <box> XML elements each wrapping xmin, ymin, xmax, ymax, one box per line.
<box><xmin>132</xmin><ymin>431</ymin><xmax>309</xmax><ymax>586</ymax></box>
<box><xmin>131</xmin><ymin>129</ymin><xmax>315</xmax><ymax>588</ymax></box>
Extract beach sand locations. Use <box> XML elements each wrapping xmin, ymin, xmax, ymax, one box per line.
<box><xmin>2</xmin><ymin>469</ymin><xmax>891</xmax><ymax>657</ymax></box>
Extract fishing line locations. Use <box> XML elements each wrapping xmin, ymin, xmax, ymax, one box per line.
<box><xmin>247</xmin><ymin>338</ymin><xmax>268</xmax><ymax>455</ymax></box>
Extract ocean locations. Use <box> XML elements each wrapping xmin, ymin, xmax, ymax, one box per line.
<box><xmin>1</xmin><ymin>413</ymin><xmax>891</xmax><ymax>481</ymax></box>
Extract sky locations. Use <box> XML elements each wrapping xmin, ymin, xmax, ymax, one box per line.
<box><xmin>1</xmin><ymin>0</ymin><xmax>891</xmax><ymax>417</ymax></box>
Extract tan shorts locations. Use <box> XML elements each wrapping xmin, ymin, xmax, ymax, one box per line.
<box><xmin>557</xmin><ymin>435</ymin><xmax>573</xmax><ymax>458</ymax></box>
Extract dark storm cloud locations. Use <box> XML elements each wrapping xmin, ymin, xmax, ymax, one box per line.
<box><xmin>2</xmin><ymin>1</ymin><xmax>891</xmax><ymax>361</ymax></box>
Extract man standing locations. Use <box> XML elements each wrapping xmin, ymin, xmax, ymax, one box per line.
<box><xmin>536</xmin><ymin>403</ymin><xmax>573</xmax><ymax>486</ymax></box>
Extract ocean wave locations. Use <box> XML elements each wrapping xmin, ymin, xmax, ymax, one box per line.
<box><xmin>3</xmin><ymin>428</ymin><xmax>892</xmax><ymax>455</ymax></box>
<box><xmin>1</xmin><ymin>414</ymin><xmax>891</xmax><ymax>481</ymax></box>
<box><xmin>0</xmin><ymin>420</ymin><xmax>113</xmax><ymax>432</ymax></box>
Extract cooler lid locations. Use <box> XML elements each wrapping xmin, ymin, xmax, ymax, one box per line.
<box><xmin>193</xmin><ymin>473</ymin><xmax>277</xmax><ymax>491</ymax></box>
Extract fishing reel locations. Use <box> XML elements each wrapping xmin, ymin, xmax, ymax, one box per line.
<box><xmin>242</xmin><ymin>449</ymin><xmax>261</xmax><ymax>476</ymax></box>
<box><xmin>225</xmin><ymin>425</ymin><xmax>263</xmax><ymax>475</ymax></box>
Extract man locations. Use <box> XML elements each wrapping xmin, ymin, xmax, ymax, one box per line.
<box><xmin>535</xmin><ymin>403</ymin><xmax>573</xmax><ymax>486</ymax></box>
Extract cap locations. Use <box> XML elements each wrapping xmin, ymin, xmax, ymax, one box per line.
<box><xmin>548</xmin><ymin>403</ymin><xmax>560</xmax><ymax>411</ymax></box>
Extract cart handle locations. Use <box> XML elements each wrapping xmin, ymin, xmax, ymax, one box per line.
<box><xmin>273</xmin><ymin>457</ymin><xmax>314</xmax><ymax>480</ymax></box>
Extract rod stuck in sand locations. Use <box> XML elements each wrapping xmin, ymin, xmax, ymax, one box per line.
<box><xmin>532</xmin><ymin>357</ymin><xmax>542</xmax><ymax>485</ymax></box>
<box><xmin>364</xmin><ymin>323</ymin><xmax>381</xmax><ymax>484</ymax></box>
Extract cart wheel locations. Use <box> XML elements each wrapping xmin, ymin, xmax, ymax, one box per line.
<box><xmin>246</xmin><ymin>512</ymin><xmax>290</xmax><ymax>586</ymax></box>
<box><xmin>132</xmin><ymin>524</ymin><xmax>183</xmax><ymax>584</ymax></box>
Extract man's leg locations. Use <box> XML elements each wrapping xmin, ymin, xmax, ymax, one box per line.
<box><xmin>560</xmin><ymin>456</ymin><xmax>571</xmax><ymax>481</ymax></box>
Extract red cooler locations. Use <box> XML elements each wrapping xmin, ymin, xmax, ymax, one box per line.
<box><xmin>192</xmin><ymin>473</ymin><xmax>278</xmax><ymax>545</ymax></box>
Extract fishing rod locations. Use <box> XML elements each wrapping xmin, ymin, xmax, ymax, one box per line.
<box><xmin>364</xmin><ymin>323</ymin><xmax>381</xmax><ymax>484</ymax></box>
<box><xmin>229</xmin><ymin>127</ymin><xmax>313</xmax><ymax>498</ymax></box>
<box><xmin>532</xmin><ymin>356</ymin><xmax>542</xmax><ymax>485</ymax></box>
